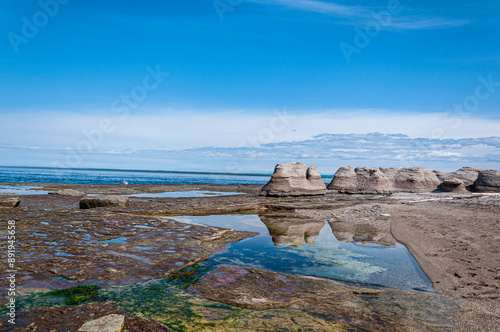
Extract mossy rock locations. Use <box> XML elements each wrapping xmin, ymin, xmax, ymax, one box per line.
<box><xmin>43</xmin><ymin>285</ymin><xmax>102</xmax><ymax>305</ymax></box>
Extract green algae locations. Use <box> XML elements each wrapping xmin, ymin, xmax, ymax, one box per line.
<box><xmin>42</xmin><ymin>285</ymin><xmax>102</xmax><ymax>305</ymax></box>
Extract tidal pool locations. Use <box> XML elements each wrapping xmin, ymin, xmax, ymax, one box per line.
<box><xmin>173</xmin><ymin>215</ymin><xmax>433</xmax><ymax>292</ymax></box>
<box><xmin>0</xmin><ymin>185</ymin><xmax>49</xmax><ymax>195</ymax></box>
<box><xmin>125</xmin><ymin>190</ymin><xmax>245</xmax><ymax>198</ymax></box>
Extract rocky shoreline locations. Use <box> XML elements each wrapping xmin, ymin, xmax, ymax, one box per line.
<box><xmin>1</xmin><ymin>182</ymin><xmax>499</xmax><ymax>331</ymax></box>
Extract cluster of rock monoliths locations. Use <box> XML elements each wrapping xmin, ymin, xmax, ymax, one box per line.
<box><xmin>260</xmin><ymin>162</ymin><xmax>500</xmax><ymax>196</ymax></box>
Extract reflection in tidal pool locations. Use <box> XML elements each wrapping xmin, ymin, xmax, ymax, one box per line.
<box><xmin>173</xmin><ymin>215</ymin><xmax>433</xmax><ymax>292</ymax></box>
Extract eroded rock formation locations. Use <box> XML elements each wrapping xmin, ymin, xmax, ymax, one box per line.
<box><xmin>260</xmin><ymin>162</ymin><xmax>327</xmax><ymax>197</ymax></box>
<box><xmin>329</xmin><ymin>166</ymin><xmax>500</xmax><ymax>194</ymax></box>
<box><xmin>472</xmin><ymin>169</ymin><xmax>500</xmax><ymax>193</ymax></box>
<box><xmin>328</xmin><ymin>167</ymin><xmax>441</xmax><ymax>194</ymax></box>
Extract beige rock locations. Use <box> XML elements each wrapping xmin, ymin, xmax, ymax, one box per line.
<box><xmin>78</xmin><ymin>314</ymin><xmax>125</xmax><ymax>332</ymax></box>
<box><xmin>55</xmin><ymin>189</ymin><xmax>87</xmax><ymax>197</ymax></box>
<box><xmin>328</xmin><ymin>166</ymin><xmax>441</xmax><ymax>194</ymax></box>
<box><xmin>260</xmin><ymin>162</ymin><xmax>327</xmax><ymax>197</ymax></box>
<box><xmin>0</xmin><ymin>197</ymin><xmax>20</xmax><ymax>207</ymax></box>
<box><xmin>79</xmin><ymin>195</ymin><xmax>129</xmax><ymax>209</ymax></box>
<box><xmin>390</xmin><ymin>167</ymin><xmax>442</xmax><ymax>192</ymax></box>
<box><xmin>441</xmin><ymin>167</ymin><xmax>485</xmax><ymax>187</ymax></box>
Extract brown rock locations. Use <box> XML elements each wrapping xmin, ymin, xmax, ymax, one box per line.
<box><xmin>440</xmin><ymin>179</ymin><xmax>468</xmax><ymax>193</ymax></box>
<box><xmin>10</xmin><ymin>301</ymin><xmax>173</xmax><ymax>332</ymax></box>
<box><xmin>471</xmin><ymin>169</ymin><xmax>500</xmax><ymax>192</ymax></box>
<box><xmin>260</xmin><ymin>162</ymin><xmax>327</xmax><ymax>197</ymax></box>
<box><xmin>0</xmin><ymin>197</ymin><xmax>20</xmax><ymax>207</ymax></box>
<box><xmin>79</xmin><ymin>195</ymin><xmax>129</xmax><ymax>209</ymax></box>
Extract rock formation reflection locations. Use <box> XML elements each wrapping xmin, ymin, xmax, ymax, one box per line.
<box><xmin>260</xmin><ymin>215</ymin><xmax>396</xmax><ymax>247</ymax></box>
<box><xmin>259</xmin><ymin>215</ymin><xmax>325</xmax><ymax>248</ymax></box>
<box><xmin>327</xmin><ymin>221</ymin><xmax>396</xmax><ymax>245</ymax></box>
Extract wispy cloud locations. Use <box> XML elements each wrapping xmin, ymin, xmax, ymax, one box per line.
<box><xmin>2</xmin><ymin>133</ymin><xmax>499</xmax><ymax>173</ymax></box>
<box><xmin>247</xmin><ymin>0</ymin><xmax>469</xmax><ymax>31</ymax></box>
<box><xmin>247</xmin><ymin>0</ymin><xmax>361</xmax><ymax>16</ymax></box>
<box><xmin>388</xmin><ymin>17</ymin><xmax>470</xmax><ymax>30</ymax></box>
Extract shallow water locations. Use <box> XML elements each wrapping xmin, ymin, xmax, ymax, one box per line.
<box><xmin>0</xmin><ymin>184</ymin><xmax>49</xmax><ymax>195</ymax></box>
<box><xmin>173</xmin><ymin>215</ymin><xmax>433</xmax><ymax>292</ymax></box>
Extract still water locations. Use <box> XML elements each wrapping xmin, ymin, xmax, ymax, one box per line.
<box><xmin>173</xmin><ymin>215</ymin><xmax>433</xmax><ymax>292</ymax></box>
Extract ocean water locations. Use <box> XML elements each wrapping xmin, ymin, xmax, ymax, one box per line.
<box><xmin>0</xmin><ymin>166</ymin><xmax>272</xmax><ymax>185</ymax></box>
<box><xmin>0</xmin><ymin>166</ymin><xmax>334</xmax><ymax>185</ymax></box>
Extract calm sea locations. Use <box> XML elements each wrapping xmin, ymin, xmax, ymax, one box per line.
<box><xmin>0</xmin><ymin>166</ymin><xmax>278</xmax><ymax>185</ymax></box>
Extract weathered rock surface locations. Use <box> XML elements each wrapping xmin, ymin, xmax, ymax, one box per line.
<box><xmin>328</xmin><ymin>166</ymin><xmax>441</xmax><ymax>194</ymax></box>
<box><xmin>9</xmin><ymin>301</ymin><xmax>173</xmax><ymax>332</ymax></box>
<box><xmin>80</xmin><ymin>195</ymin><xmax>129</xmax><ymax>209</ymax></box>
<box><xmin>55</xmin><ymin>189</ymin><xmax>87</xmax><ymax>197</ymax></box>
<box><xmin>192</xmin><ymin>265</ymin><xmax>458</xmax><ymax>331</ymax></box>
<box><xmin>471</xmin><ymin>169</ymin><xmax>500</xmax><ymax>192</ymax></box>
<box><xmin>78</xmin><ymin>314</ymin><xmax>125</xmax><ymax>332</ymax></box>
<box><xmin>437</xmin><ymin>167</ymin><xmax>485</xmax><ymax>192</ymax></box>
<box><xmin>443</xmin><ymin>167</ymin><xmax>485</xmax><ymax>186</ymax></box>
<box><xmin>0</xmin><ymin>197</ymin><xmax>20</xmax><ymax>207</ymax></box>
<box><xmin>260</xmin><ymin>162</ymin><xmax>327</xmax><ymax>197</ymax></box>
<box><xmin>440</xmin><ymin>179</ymin><xmax>468</xmax><ymax>193</ymax></box>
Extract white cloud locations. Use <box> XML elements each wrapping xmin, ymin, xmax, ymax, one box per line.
<box><xmin>247</xmin><ymin>0</ymin><xmax>359</xmax><ymax>16</ymax></box>
<box><xmin>247</xmin><ymin>0</ymin><xmax>469</xmax><ymax>31</ymax></box>
<box><xmin>2</xmin><ymin>110</ymin><xmax>500</xmax><ymax>152</ymax></box>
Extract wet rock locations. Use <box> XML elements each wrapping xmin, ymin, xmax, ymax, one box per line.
<box><xmin>260</xmin><ymin>162</ymin><xmax>327</xmax><ymax>197</ymax></box>
<box><xmin>10</xmin><ymin>301</ymin><xmax>173</xmax><ymax>331</ymax></box>
<box><xmin>0</xmin><ymin>197</ymin><xmax>20</xmax><ymax>207</ymax></box>
<box><xmin>472</xmin><ymin>169</ymin><xmax>500</xmax><ymax>192</ymax></box>
<box><xmin>55</xmin><ymin>189</ymin><xmax>87</xmax><ymax>197</ymax></box>
<box><xmin>78</xmin><ymin>314</ymin><xmax>125</xmax><ymax>332</ymax></box>
<box><xmin>80</xmin><ymin>195</ymin><xmax>129</xmax><ymax>209</ymax></box>
<box><xmin>328</xmin><ymin>166</ymin><xmax>441</xmax><ymax>194</ymax></box>
<box><xmin>192</xmin><ymin>265</ymin><xmax>458</xmax><ymax>331</ymax></box>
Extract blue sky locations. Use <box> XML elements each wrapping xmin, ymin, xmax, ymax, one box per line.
<box><xmin>1</xmin><ymin>0</ymin><xmax>499</xmax><ymax>173</ymax></box>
